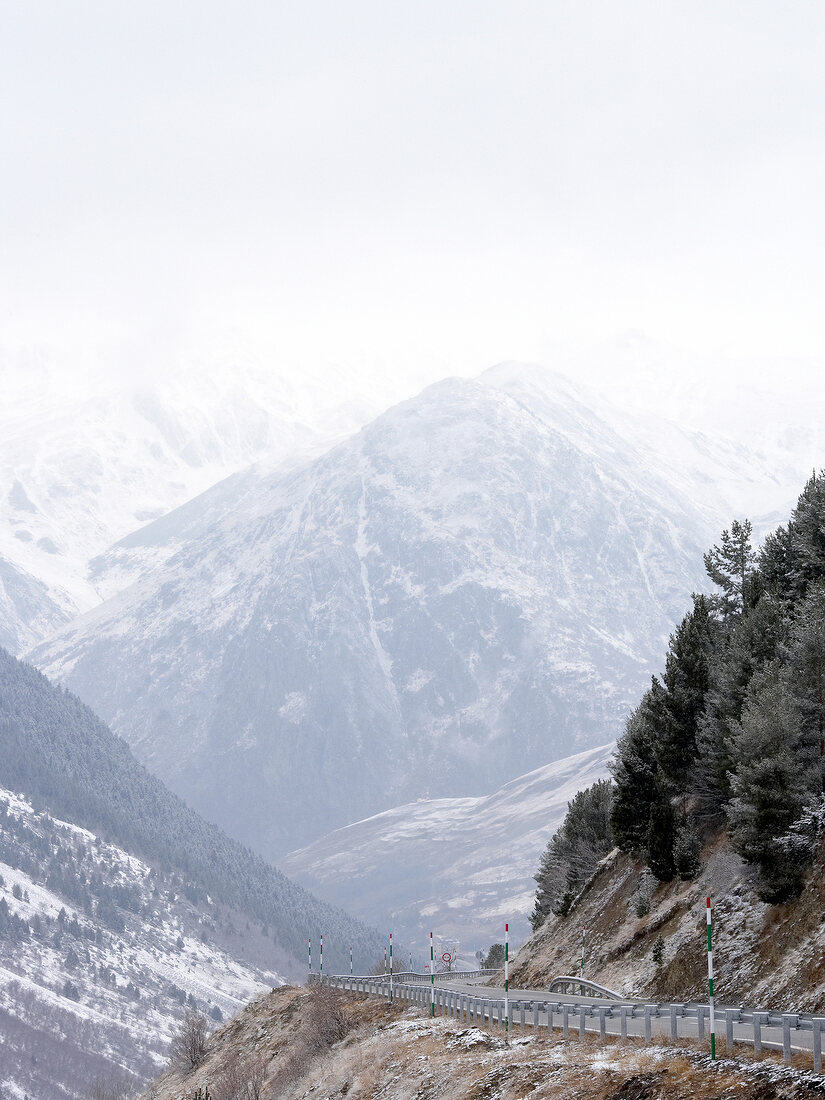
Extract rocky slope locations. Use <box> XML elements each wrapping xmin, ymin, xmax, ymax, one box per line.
<box><xmin>139</xmin><ymin>982</ymin><xmax>825</xmax><ymax>1100</ymax></box>
<box><xmin>511</xmin><ymin>834</ymin><xmax>825</xmax><ymax>1014</ymax></box>
<box><xmin>31</xmin><ymin>373</ymin><xmax>708</xmax><ymax>857</ymax></box>
<box><xmin>282</xmin><ymin>743</ymin><xmax>613</xmax><ymax>950</ymax></box>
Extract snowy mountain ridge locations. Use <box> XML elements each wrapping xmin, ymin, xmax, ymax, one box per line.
<box><xmin>281</xmin><ymin>742</ymin><xmax>615</xmax><ymax>950</ymax></box>
<box><xmin>0</xmin><ymin>783</ymin><xmax>283</xmax><ymax>1100</ymax></box>
<box><xmin>31</xmin><ymin>372</ymin><xmax>709</xmax><ymax>858</ymax></box>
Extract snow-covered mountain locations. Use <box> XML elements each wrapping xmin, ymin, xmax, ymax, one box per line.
<box><xmin>0</xmin><ymin>786</ymin><xmax>283</xmax><ymax>1100</ymax></box>
<box><xmin>281</xmin><ymin>743</ymin><xmax>614</xmax><ymax>951</ymax></box>
<box><xmin>0</xmin><ymin>358</ymin><xmax>395</xmax><ymax>651</ymax></box>
<box><xmin>31</xmin><ymin>372</ymin><xmax>708</xmax><ymax>857</ymax></box>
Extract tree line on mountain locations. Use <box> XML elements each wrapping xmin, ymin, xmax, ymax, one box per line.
<box><xmin>533</xmin><ymin>472</ymin><xmax>825</xmax><ymax>925</ymax></box>
<box><xmin>0</xmin><ymin>647</ymin><xmax>383</xmax><ymax>971</ymax></box>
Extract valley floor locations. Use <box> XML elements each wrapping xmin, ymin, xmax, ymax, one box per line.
<box><xmin>143</xmin><ymin>986</ymin><xmax>825</xmax><ymax>1100</ymax></box>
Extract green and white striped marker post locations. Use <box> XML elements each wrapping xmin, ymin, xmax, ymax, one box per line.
<box><xmin>320</xmin><ymin>934</ymin><xmax>323</xmax><ymax>982</ymax></box>
<box><xmin>389</xmin><ymin>931</ymin><xmax>393</xmax><ymax>1001</ymax></box>
<box><xmin>504</xmin><ymin>922</ymin><xmax>509</xmax><ymax>1038</ymax></box>
<box><xmin>707</xmin><ymin>896</ymin><xmax>716</xmax><ymax>1060</ymax></box>
<box><xmin>430</xmin><ymin>931</ymin><xmax>435</xmax><ymax>1017</ymax></box>
<box><xmin>580</xmin><ymin>927</ymin><xmax>586</xmax><ymax>994</ymax></box>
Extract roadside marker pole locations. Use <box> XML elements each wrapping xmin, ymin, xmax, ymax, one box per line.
<box><xmin>707</xmin><ymin>897</ymin><xmax>715</xmax><ymax>1060</ymax></box>
<box><xmin>308</xmin><ymin>937</ymin><xmax>311</xmax><ymax>977</ymax></box>
<box><xmin>430</xmin><ymin>932</ymin><xmax>435</xmax><ymax>1017</ymax></box>
<box><xmin>320</xmin><ymin>934</ymin><xmax>323</xmax><ymax>981</ymax></box>
<box><xmin>390</xmin><ymin>932</ymin><xmax>393</xmax><ymax>1001</ymax></box>
<box><xmin>350</xmin><ymin>945</ymin><xmax>353</xmax><ymax>976</ymax></box>
<box><xmin>409</xmin><ymin>950</ymin><xmax>412</xmax><ymax>973</ymax></box>
<box><xmin>504</xmin><ymin>923</ymin><xmax>509</xmax><ymax>1038</ymax></box>
<box><xmin>580</xmin><ymin>927</ymin><xmax>586</xmax><ymax>994</ymax></box>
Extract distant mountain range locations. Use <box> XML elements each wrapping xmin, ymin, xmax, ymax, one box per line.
<box><xmin>31</xmin><ymin>368</ymin><xmax>709</xmax><ymax>856</ymax></box>
<box><xmin>281</xmin><ymin>742</ymin><xmax>614</xmax><ymax>950</ymax></box>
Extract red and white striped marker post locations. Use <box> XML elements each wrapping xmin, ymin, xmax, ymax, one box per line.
<box><xmin>430</xmin><ymin>932</ymin><xmax>435</xmax><ymax>1017</ymax></box>
<box><xmin>504</xmin><ymin>923</ymin><xmax>509</xmax><ymax>1038</ymax></box>
<box><xmin>389</xmin><ymin>932</ymin><xmax>393</xmax><ymax>1001</ymax></box>
<box><xmin>707</xmin><ymin>897</ymin><xmax>715</xmax><ymax>1060</ymax></box>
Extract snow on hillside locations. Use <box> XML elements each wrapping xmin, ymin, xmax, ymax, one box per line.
<box><xmin>30</xmin><ymin>375</ymin><xmax>707</xmax><ymax>858</ymax></box>
<box><xmin>0</xmin><ymin>786</ymin><xmax>284</xmax><ymax>1100</ymax></box>
<box><xmin>0</xmin><ymin>358</ymin><xmax>395</xmax><ymax>651</ymax></box>
<box><xmin>281</xmin><ymin>743</ymin><xmax>613</xmax><ymax>951</ymax></box>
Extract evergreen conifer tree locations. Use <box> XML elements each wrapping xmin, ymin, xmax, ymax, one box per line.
<box><xmin>610</xmin><ymin>683</ymin><xmax>664</xmax><ymax>851</ymax></box>
<box><xmin>646</xmin><ymin>769</ymin><xmax>676</xmax><ymax>881</ymax></box>
<box><xmin>658</xmin><ymin>595</ymin><xmax>715</xmax><ymax>789</ymax></box>
<box><xmin>727</xmin><ymin>663</ymin><xmax>818</xmax><ymax>901</ymax></box>
<box><xmin>703</xmin><ymin>518</ymin><xmax>756</xmax><ymax>620</ymax></box>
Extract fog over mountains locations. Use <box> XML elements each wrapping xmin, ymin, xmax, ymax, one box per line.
<box><xmin>9</xmin><ymin>351</ymin><xmax>822</xmax><ymax>863</ymax></box>
<box><xmin>31</xmin><ymin>366</ymin><xmax>710</xmax><ymax>856</ymax></box>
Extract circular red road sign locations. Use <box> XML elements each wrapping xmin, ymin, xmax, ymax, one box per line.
<box><xmin>442</xmin><ymin>952</ymin><xmax>452</xmax><ymax>963</ymax></box>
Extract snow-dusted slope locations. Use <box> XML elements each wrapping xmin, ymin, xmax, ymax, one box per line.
<box><xmin>31</xmin><ymin>373</ymin><xmax>707</xmax><ymax>857</ymax></box>
<box><xmin>0</xmin><ymin>786</ymin><xmax>283</xmax><ymax>1100</ymax></box>
<box><xmin>0</xmin><ymin>360</ymin><xmax>390</xmax><ymax>651</ymax></box>
<box><xmin>281</xmin><ymin>743</ymin><xmax>614</xmax><ymax>950</ymax></box>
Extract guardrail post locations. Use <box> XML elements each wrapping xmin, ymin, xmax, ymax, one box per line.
<box><xmin>644</xmin><ymin>1006</ymin><xmax>653</xmax><ymax>1043</ymax></box>
<box><xmin>697</xmin><ymin>1006</ymin><xmax>705</xmax><ymax>1042</ymax></box>
<box><xmin>782</xmin><ymin>1014</ymin><xmax>798</xmax><ymax>1063</ymax></box>
<box><xmin>814</xmin><ymin>1018</ymin><xmax>822</xmax><ymax>1073</ymax></box>
<box><xmin>562</xmin><ymin>1003</ymin><xmax>570</xmax><ymax>1038</ymax></box>
<box><xmin>620</xmin><ymin>1005</ymin><xmax>628</xmax><ymax>1041</ymax></box>
<box><xmin>520</xmin><ymin>1001</ymin><xmax>526</xmax><ymax>1027</ymax></box>
<box><xmin>670</xmin><ymin>1004</ymin><xmax>682</xmax><ymax>1042</ymax></box>
<box><xmin>753</xmin><ymin>1011</ymin><xmax>763</xmax><ymax>1055</ymax></box>
<box><xmin>598</xmin><ymin>1006</ymin><xmax>608</xmax><ymax>1040</ymax></box>
<box><xmin>578</xmin><ymin>1005</ymin><xmax>586</xmax><ymax>1040</ymax></box>
<box><xmin>533</xmin><ymin>1002</ymin><xmax>539</xmax><ymax>1028</ymax></box>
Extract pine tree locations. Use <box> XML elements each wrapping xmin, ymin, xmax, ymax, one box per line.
<box><xmin>646</xmin><ymin>770</ymin><xmax>676</xmax><ymax>881</ymax></box>
<box><xmin>694</xmin><ymin>597</ymin><xmax>783</xmax><ymax>819</ymax></box>
<box><xmin>789</xmin><ymin>471</ymin><xmax>825</xmax><ymax>599</ymax></box>
<box><xmin>658</xmin><ymin>595</ymin><xmax>716</xmax><ymax>789</ymax></box>
<box><xmin>727</xmin><ymin>664</ymin><xmax>819</xmax><ymax>901</ymax></box>
<box><xmin>785</xmin><ymin>581</ymin><xmax>825</xmax><ymax>791</ymax></box>
<box><xmin>531</xmin><ymin>780</ymin><xmax>614</xmax><ymax>926</ymax></box>
<box><xmin>610</xmin><ymin>683</ymin><xmax>663</xmax><ymax>851</ymax></box>
<box><xmin>703</xmin><ymin>518</ymin><xmax>756</xmax><ymax>620</ymax></box>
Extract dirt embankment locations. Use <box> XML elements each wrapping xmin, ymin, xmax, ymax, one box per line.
<box><xmin>511</xmin><ymin>835</ymin><xmax>825</xmax><ymax>1012</ymax></box>
<box><xmin>141</xmin><ymin>984</ymin><xmax>825</xmax><ymax>1100</ymax></box>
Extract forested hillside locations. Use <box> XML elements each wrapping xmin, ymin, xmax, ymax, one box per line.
<box><xmin>0</xmin><ymin>646</ymin><xmax>383</xmax><ymax>973</ymax></box>
<box><xmin>533</xmin><ymin>470</ymin><xmax>825</xmax><ymax>927</ymax></box>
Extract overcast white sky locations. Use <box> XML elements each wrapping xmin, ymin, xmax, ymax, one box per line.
<box><xmin>1</xmin><ymin>1</ymin><xmax>824</xmax><ymax>393</ymax></box>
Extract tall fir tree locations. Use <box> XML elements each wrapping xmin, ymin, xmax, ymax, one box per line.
<box><xmin>789</xmin><ymin>471</ymin><xmax>825</xmax><ymax>600</ymax></box>
<box><xmin>703</xmin><ymin>518</ymin><xmax>756</xmax><ymax>621</ymax></box>
<box><xmin>727</xmin><ymin>663</ymin><xmax>819</xmax><ymax>901</ymax></box>
<box><xmin>610</xmin><ymin>680</ymin><xmax>665</xmax><ymax>851</ymax></box>
<box><xmin>658</xmin><ymin>594</ymin><xmax>716</xmax><ymax>789</ymax></box>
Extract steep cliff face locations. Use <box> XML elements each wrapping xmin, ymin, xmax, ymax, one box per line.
<box><xmin>511</xmin><ymin>836</ymin><xmax>825</xmax><ymax>1014</ymax></box>
<box><xmin>32</xmin><ymin>375</ymin><xmax>707</xmax><ymax>856</ymax></box>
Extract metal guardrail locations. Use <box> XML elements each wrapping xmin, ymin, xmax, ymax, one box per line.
<box><xmin>548</xmin><ymin>976</ymin><xmax>624</xmax><ymax>999</ymax></box>
<box><xmin>323</xmin><ymin>974</ymin><xmax>825</xmax><ymax>1073</ymax></box>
